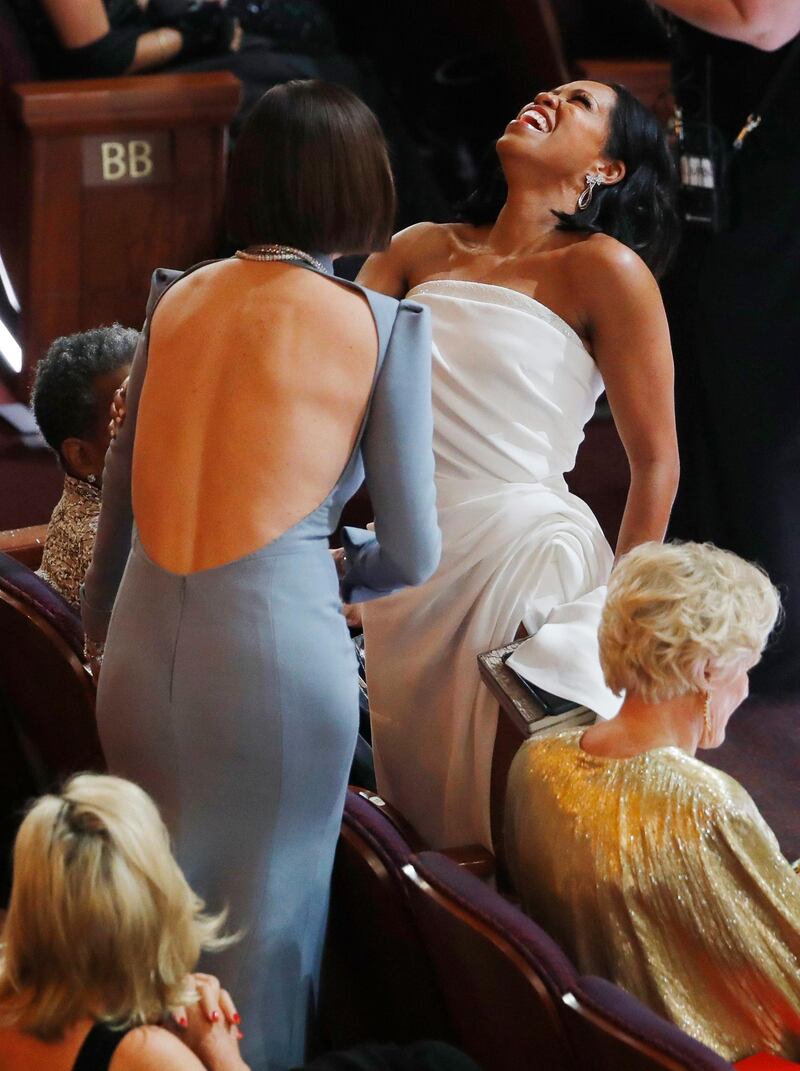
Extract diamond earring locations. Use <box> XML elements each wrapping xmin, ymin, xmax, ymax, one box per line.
<box><xmin>577</xmin><ymin>173</ymin><xmax>604</xmax><ymax>211</ymax></box>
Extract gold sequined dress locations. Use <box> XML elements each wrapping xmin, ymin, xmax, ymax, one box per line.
<box><xmin>505</xmin><ymin>729</ymin><xmax>800</xmax><ymax>1061</ymax></box>
<box><xmin>37</xmin><ymin>475</ymin><xmax>100</xmax><ymax>611</ymax></box>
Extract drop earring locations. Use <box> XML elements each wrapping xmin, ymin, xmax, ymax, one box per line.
<box><xmin>86</xmin><ymin>473</ymin><xmax>98</xmax><ymax>485</ymax></box>
<box><xmin>703</xmin><ymin>690</ymin><xmax>712</xmax><ymax>738</ymax></box>
<box><xmin>577</xmin><ymin>173</ymin><xmax>603</xmax><ymax>210</ymax></box>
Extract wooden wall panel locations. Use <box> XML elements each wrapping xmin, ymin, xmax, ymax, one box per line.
<box><xmin>2</xmin><ymin>72</ymin><xmax>239</xmax><ymax>398</ymax></box>
<box><xmin>25</xmin><ymin>135</ymin><xmax>83</xmax><ymax>366</ymax></box>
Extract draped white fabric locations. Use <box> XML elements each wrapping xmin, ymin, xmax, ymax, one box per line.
<box><xmin>363</xmin><ymin>281</ymin><xmax>622</xmax><ymax>850</ymax></box>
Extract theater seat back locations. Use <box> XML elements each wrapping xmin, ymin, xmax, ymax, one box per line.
<box><xmin>318</xmin><ymin>789</ymin><xmax>454</xmax><ymax>1052</ymax></box>
<box><xmin>0</xmin><ymin>551</ymin><xmax>103</xmax><ymax>778</ymax></box>
<box><xmin>404</xmin><ymin>850</ymin><xmax>578</xmax><ymax>1071</ymax></box>
<box><xmin>562</xmin><ymin>976</ymin><xmax>734</xmax><ymax>1071</ymax></box>
<box><xmin>0</xmin><ymin>552</ymin><xmax>103</xmax><ymax>905</ymax></box>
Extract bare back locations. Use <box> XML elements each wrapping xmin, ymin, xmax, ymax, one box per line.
<box><xmin>132</xmin><ymin>260</ymin><xmax>378</xmax><ymax>575</ymax></box>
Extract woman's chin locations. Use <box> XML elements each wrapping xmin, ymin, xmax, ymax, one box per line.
<box><xmin>496</xmin><ymin>131</ymin><xmax>541</xmax><ymax>166</ymax></box>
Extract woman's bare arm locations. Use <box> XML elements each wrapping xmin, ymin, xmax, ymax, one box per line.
<box><xmin>656</xmin><ymin>0</ymin><xmax>800</xmax><ymax>50</ymax></box>
<box><xmin>128</xmin><ymin>28</ymin><xmax>181</xmax><ymax>72</ymax></box>
<box><xmin>579</xmin><ymin>239</ymin><xmax>680</xmax><ymax>559</ymax></box>
<box><xmin>40</xmin><ymin>0</ymin><xmax>181</xmax><ymax>71</ymax></box>
<box><xmin>40</xmin><ymin>0</ymin><xmax>109</xmax><ymax>46</ymax></box>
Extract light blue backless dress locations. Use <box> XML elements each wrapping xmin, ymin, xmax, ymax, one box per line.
<box><xmin>82</xmin><ymin>257</ymin><xmax>440</xmax><ymax>1071</ymax></box>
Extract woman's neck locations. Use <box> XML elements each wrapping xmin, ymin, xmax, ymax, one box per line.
<box><xmin>581</xmin><ymin>691</ymin><xmax>704</xmax><ymax>758</ymax></box>
<box><xmin>487</xmin><ymin>179</ymin><xmax>582</xmax><ymax>257</ymax></box>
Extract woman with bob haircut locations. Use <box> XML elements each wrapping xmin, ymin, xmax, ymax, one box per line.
<box><xmin>0</xmin><ymin>773</ymin><xmax>247</xmax><ymax>1071</ymax></box>
<box><xmin>358</xmin><ymin>80</ymin><xmax>681</xmax><ymax>851</ymax></box>
<box><xmin>506</xmin><ymin>541</ymin><xmax>800</xmax><ymax>1062</ymax></box>
<box><xmin>81</xmin><ymin>80</ymin><xmax>440</xmax><ymax>1071</ymax></box>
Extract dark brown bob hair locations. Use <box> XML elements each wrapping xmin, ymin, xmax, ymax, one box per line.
<box><xmin>226</xmin><ymin>79</ymin><xmax>396</xmax><ymax>256</ymax></box>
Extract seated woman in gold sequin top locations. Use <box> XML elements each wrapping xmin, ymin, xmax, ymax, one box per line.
<box><xmin>32</xmin><ymin>326</ymin><xmax>135</xmax><ymax>610</ymax></box>
<box><xmin>505</xmin><ymin>541</ymin><xmax>800</xmax><ymax>1062</ymax></box>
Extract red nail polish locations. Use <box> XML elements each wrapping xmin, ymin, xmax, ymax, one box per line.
<box><xmin>209</xmin><ymin>1010</ymin><xmax>220</xmax><ymax>1022</ymax></box>
<box><xmin>232</xmin><ymin>1013</ymin><xmax>241</xmax><ymax>1025</ymax></box>
<box><xmin>179</xmin><ymin>1017</ymin><xmax>188</xmax><ymax>1028</ymax></box>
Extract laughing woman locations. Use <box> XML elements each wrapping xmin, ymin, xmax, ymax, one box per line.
<box><xmin>359</xmin><ymin>81</ymin><xmax>681</xmax><ymax>850</ymax></box>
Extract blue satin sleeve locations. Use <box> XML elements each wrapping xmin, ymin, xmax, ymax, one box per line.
<box><xmin>340</xmin><ymin>298</ymin><xmax>441</xmax><ymax>603</ymax></box>
<box><xmin>81</xmin><ymin>268</ymin><xmax>181</xmax><ymax>642</ymax></box>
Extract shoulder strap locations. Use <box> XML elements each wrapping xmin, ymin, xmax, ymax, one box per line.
<box><xmin>145</xmin><ymin>257</ymin><xmax>222</xmax><ymax>325</ymax></box>
<box><xmin>72</xmin><ymin>1023</ymin><xmax>129</xmax><ymax>1071</ymax></box>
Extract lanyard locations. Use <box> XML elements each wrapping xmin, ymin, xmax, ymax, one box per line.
<box><xmin>668</xmin><ymin>18</ymin><xmax>800</xmax><ymax>152</ymax></box>
<box><xmin>732</xmin><ymin>30</ymin><xmax>800</xmax><ymax>150</ymax></box>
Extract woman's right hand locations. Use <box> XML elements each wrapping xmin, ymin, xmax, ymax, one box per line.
<box><xmin>171</xmin><ymin>973</ymin><xmax>248</xmax><ymax>1071</ymax></box>
<box><xmin>109</xmin><ymin>376</ymin><xmax>129</xmax><ymax>440</ymax></box>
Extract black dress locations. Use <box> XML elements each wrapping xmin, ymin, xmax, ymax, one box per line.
<box><xmin>72</xmin><ymin>1023</ymin><xmax>129</xmax><ymax>1071</ymax></box>
<box><xmin>663</xmin><ymin>23</ymin><xmax>800</xmax><ymax>694</ymax></box>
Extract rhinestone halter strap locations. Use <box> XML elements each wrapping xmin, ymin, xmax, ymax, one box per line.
<box><xmin>234</xmin><ymin>244</ymin><xmax>325</xmax><ymax>272</ymax></box>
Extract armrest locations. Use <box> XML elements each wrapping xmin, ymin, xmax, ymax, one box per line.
<box><xmin>352</xmin><ymin>788</ymin><xmax>428</xmax><ymax>852</ymax></box>
<box><xmin>351</xmin><ymin>788</ymin><xmax>497</xmax><ymax>880</ymax></box>
<box><xmin>441</xmin><ymin>844</ymin><xmax>496</xmax><ymax>881</ymax></box>
<box><xmin>0</xmin><ymin>523</ymin><xmax>48</xmax><ymax>569</ymax></box>
<box><xmin>11</xmin><ymin>70</ymin><xmax>241</xmax><ymax>134</ymax></box>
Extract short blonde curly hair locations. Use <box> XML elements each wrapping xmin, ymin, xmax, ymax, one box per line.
<box><xmin>599</xmin><ymin>541</ymin><xmax>780</xmax><ymax>703</ymax></box>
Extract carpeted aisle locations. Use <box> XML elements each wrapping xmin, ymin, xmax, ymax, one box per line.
<box><xmin>705</xmin><ymin>696</ymin><xmax>799</xmax><ymax>863</ymax></box>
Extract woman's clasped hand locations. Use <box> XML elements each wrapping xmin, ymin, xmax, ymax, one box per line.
<box><xmin>169</xmin><ymin>974</ymin><xmax>246</xmax><ymax>1067</ymax></box>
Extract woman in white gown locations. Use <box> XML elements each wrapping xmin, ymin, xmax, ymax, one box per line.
<box><xmin>355</xmin><ymin>80</ymin><xmax>681</xmax><ymax>849</ymax></box>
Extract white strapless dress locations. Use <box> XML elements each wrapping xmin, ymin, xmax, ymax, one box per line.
<box><xmin>362</xmin><ymin>280</ymin><xmax>622</xmax><ymax>850</ymax></box>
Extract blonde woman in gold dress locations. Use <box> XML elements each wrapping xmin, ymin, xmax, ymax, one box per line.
<box><xmin>505</xmin><ymin>541</ymin><xmax>800</xmax><ymax>1062</ymax></box>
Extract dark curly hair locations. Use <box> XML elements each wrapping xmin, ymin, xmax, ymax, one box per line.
<box><xmin>32</xmin><ymin>325</ymin><xmax>138</xmax><ymax>458</ymax></box>
<box><xmin>458</xmin><ymin>83</ymin><xmax>679</xmax><ymax>278</ymax></box>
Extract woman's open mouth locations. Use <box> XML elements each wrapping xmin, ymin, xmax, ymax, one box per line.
<box><xmin>519</xmin><ymin>106</ymin><xmax>553</xmax><ymax>133</ymax></box>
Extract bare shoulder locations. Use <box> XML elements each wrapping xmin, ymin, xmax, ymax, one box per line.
<box><xmin>570</xmin><ymin>233</ymin><xmax>659</xmax><ymax>298</ymax></box>
<box><xmin>387</xmin><ymin>221</ymin><xmax>454</xmax><ymax>266</ymax></box>
<box><xmin>113</xmin><ymin>1025</ymin><xmax>206</xmax><ymax>1071</ymax></box>
<box><xmin>360</xmin><ymin>221</ymin><xmax>455</xmax><ymax>296</ymax></box>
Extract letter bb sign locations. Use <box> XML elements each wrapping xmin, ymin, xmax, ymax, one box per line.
<box><xmin>82</xmin><ymin>132</ymin><xmax>171</xmax><ymax>187</ymax></box>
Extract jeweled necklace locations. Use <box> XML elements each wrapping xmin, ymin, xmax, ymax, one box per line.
<box><xmin>234</xmin><ymin>243</ymin><xmax>325</xmax><ymax>272</ymax></box>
